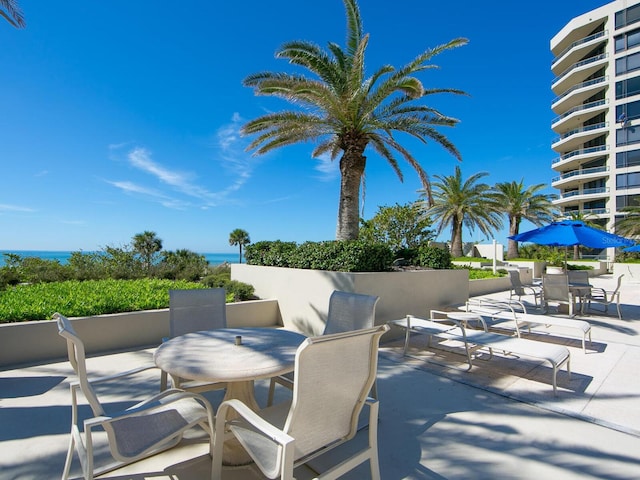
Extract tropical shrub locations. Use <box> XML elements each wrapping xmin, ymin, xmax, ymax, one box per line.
<box><xmin>0</xmin><ymin>279</ymin><xmax>203</xmax><ymax>323</ymax></box>
<box><xmin>418</xmin><ymin>245</ymin><xmax>453</xmax><ymax>269</ymax></box>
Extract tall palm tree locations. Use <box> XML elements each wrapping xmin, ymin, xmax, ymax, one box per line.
<box><xmin>229</xmin><ymin>229</ymin><xmax>250</xmax><ymax>263</ymax></box>
<box><xmin>492</xmin><ymin>180</ymin><xmax>557</xmax><ymax>259</ymax></box>
<box><xmin>421</xmin><ymin>166</ymin><xmax>502</xmax><ymax>258</ymax></box>
<box><xmin>1</xmin><ymin>0</ymin><xmax>25</xmax><ymax>28</ymax></box>
<box><xmin>132</xmin><ymin>231</ymin><xmax>163</xmax><ymax>273</ymax></box>
<box><xmin>242</xmin><ymin>0</ymin><xmax>467</xmax><ymax>240</ymax></box>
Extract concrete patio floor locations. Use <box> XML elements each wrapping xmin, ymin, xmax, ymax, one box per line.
<box><xmin>1</xmin><ymin>274</ymin><xmax>640</xmax><ymax>479</ymax></box>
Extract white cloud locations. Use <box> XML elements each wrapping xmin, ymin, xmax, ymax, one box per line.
<box><xmin>106</xmin><ymin>114</ymin><xmax>262</xmax><ymax>209</ymax></box>
<box><xmin>314</xmin><ymin>153</ymin><xmax>339</xmax><ymax>181</ymax></box>
<box><xmin>0</xmin><ymin>204</ymin><xmax>35</xmax><ymax>212</ymax></box>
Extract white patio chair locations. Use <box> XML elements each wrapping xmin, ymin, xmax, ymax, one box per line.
<box><xmin>55</xmin><ymin>313</ymin><xmax>215</xmax><ymax>480</ymax></box>
<box><xmin>213</xmin><ymin>324</ymin><xmax>389</xmax><ymax>480</ymax></box>
<box><xmin>585</xmin><ymin>274</ymin><xmax>624</xmax><ymax>319</ymax></box>
<box><xmin>160</xmin><ymin>288</ymin><xmax>228</xmax><ymax>392</ymax></box>
<box><xmin>508</xmin><ymin>270</ymin><xmax>542</xmax><ymax>306</ymax></box>
<box><xmin>267</xmin><ymin>290</ymin><xmax>379</xmax><ymax>406</ymax></box>
<box><xmin>542</xmin><ymin>273</ymin><xmax>580</xmax><ymax>316</ymax></box>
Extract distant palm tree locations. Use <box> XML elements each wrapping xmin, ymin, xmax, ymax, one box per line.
<box><xmin>492</xmin><ymin>180</ymin><xmax>557</xmax><ymax>259</ymax></box>
<box><xmin>229</xmin><ymin>229</ymin><xmax>250</xmax><ymax>263</ymax></box>
<box><xmin>242</xmin><ymin>0</ymin><xmax>467</xmax><ymax>240</ymax></box>
<box><xmin>1</xmin><ymin>0</ymin><xmax>25</xmax><ymax>28</ymax></box>
<box><xmin>132</xmin><ymin>231</ymin><xmax>163</xmax><ymax>273</ymax></box>
<box><xmin>421</xmin><ymin>166</ymin><xmax>502</xmax><ymax>258</ymax></box>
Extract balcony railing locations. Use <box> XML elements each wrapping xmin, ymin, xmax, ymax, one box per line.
<box><xmin>579</xmin><ymin>207</ymin><xmax>609</xmax><ymax>215</ymax></box>
<box><xmin>552</xmin><ymin>76</ymin><xmax>607</xmax><ymax>106</ymax></box>
<box><xmin>551</xmin><ymin>30</ymin><xmax>608</xmax><ymax>66</ymax></box>
<box><xmin>552</xmin><ymin>53</ymin><xmax>608</xmax><ymax>86</ymax></box>
<box><xmin>552</xmin><ymin>165</ymin><xmax>609</xmax><ymax>183</ymax></box>
<box><xmin>552</xmin><ymin>122</ymin><xmax>608</xmax><ymax>144</ymax></box>
<box><xmin>551</xmin><ymin>99</ymin><xmax>608</xmax><ymax>125</ymax></box>
<box><xmin>552</xmin><ymin>145</ymin><xmax>608</xmax><ymax>164</ymax></box>
<box><xmin>560</xmin><ymin>187</ymin><xmax>609</xmax><ymax>199</ymax></box>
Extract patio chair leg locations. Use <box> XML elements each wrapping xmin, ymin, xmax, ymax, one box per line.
<box><xmin>62</xmin><ymin>433</ymin><xmax>75</xmax><ymax>480</ymax></box>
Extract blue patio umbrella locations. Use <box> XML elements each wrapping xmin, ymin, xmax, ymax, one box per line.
<box><xmin>509</xmin><ymin>220</ymin><xmax>634</xmax><ymax>248</ymax></box>
<box><xmin>623</xmin><ymin>244</ymin><xmax>640</xmax><ymax>252</ymax></box>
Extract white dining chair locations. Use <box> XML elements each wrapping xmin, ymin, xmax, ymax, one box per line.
<box><xmin>160</xmin><ymin>288</ymin><xmax>228</xmax><ymax>392</ymax></box>
<box><xmin>212</xmin><ymin>324</ymin><xmax>389</xmax><ymax>480</ymax></box>
<box><xmin>55</xmin><ymin>313</ymin><xmax>215</xmax><ymax>480</ymax></box>
<box><xmin>267</xmin><ymin>290</ymin><xmax>379</xmax><ymax>406</ymax></box>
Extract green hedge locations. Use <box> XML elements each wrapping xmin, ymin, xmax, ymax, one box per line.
<box><xmin>244</xmin><ymin>240</ymin><xmax>394</xmax><ymax>272</ymax></box>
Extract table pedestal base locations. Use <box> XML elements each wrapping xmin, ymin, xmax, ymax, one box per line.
<box><xmin>222</xmin><ymin>380</ymin><xmax>260</xmax><ymax>466</ymax></box>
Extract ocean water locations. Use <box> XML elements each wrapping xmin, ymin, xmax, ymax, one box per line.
<box><xmin>0</xmin><ymin>250</ymin><xmax>241</xmax><ymax>267</ymax></box>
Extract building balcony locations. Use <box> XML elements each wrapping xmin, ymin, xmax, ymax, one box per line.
<box><xmin>551</xmin><ymin>122</ymin><xmax>608</xmax><ymax>153</ymax></box>
<box><xmin>551</xmin><ymin>76</ymin><xmax>607</xmax><ymax>114</ymax></box>
<box><xmin>551</xmin><ymin>99</ymin><xmax>608</xmax><ymax>133</ymax></box>
<box><xmin>557</xmin><ymin>186</ymin><xmax>609</xmax><ymax>201</ymax></box>
<box><xmin>552</xmin><ymin>144</ymin><xmax>609</xmax><ymax>171</ymax></box>
<box><xmin>551</xmin><ymin>53</ymin><xmax>609</xmax><ymax>96</ymax></box>
<box><xmin>551</xmin><ymin>30</ymin><xmax>608</xmax><ymax>75</ymax></box>
<box><xmin>551</xmin><ymin>165</ymin><xmax>609</xmax><ymax>189</ymax></box>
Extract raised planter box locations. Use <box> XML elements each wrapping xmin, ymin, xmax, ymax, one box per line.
<box><xmin>0</xmin><ymin>299</ymin><xmax>281</xmax><ymax>368</ymax></box>
<box><xmin>231</xmin><ymin>264</ymin><xmax>469</xmax><ymax>336</ymax></box>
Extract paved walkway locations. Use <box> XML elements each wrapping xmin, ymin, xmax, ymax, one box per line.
<box><xmin>1</xmin><ymin>274</ymin><xmax>640</xmax><ymax>479</ymax></box>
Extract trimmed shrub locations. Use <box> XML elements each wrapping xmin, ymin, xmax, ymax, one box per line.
<box><xmin>418</xmin><ymin>245</ymin><xmax>453</xmax><ymax>269</ymax></box>
<box><xmin>244</xmin><ymin>240</ymin><xmax>394</xmax><ymax>272</ymax></box>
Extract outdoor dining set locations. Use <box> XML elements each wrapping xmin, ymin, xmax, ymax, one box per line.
<box><xmin>55</xmin><ymin>289</ymin><xmax>388</xmax><ymax>480</ymax></box>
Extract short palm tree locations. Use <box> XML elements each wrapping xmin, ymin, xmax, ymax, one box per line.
<box><xmin>242</xmin><ymin>0</ymin><xmax>467</xmax><ymax>240</ymax></box>
<box><xmin>1</xmin><ymin>0</ymin><xmax>25</xmax><ymax>28</ymax></box>
<box><xmin>132</xmin><ymin>231</ymin><xmax>163</xmax><ymax>273</ymax></box>
<box><xmin>421</xmin><ymin>166</ymin><xmax>502</xmax><ymax>258</ymax></box>
<box><xmin>229</xmin><ymin>229</ymin><xmax>250</xmax><ymax>263</ymax></box>
<box><xmin>492</xmin><ymin>180</ymin><xmax>557</xmax><ymax>259</ymax></box>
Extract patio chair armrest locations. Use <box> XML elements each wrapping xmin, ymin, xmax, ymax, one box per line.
<box><xmin>87</xmin><ymin>363</ymin><xmax>159</xmax><ymax>385</ymax></box>
<box><xmin>217</xmin><ymin>399</ymin><xmax>294</xmax><ymax>447</ymax></box>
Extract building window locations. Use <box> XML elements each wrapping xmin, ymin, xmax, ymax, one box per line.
<box><xmin>616</xmin><ymin>99</ymin><xmax>640</xmax><ymax>121</ymax></box>
<box><xmin>617</xmin><ymin>172</ymin><xmax>640</xmax><ymax>188</ymax></box>
<box><xmin>616</xmin><ymin>4</ymin><xmax>640</xmax><ymax>29</ymax></box>
<box><xmin>616</xmin><ymin>194</ymin><xmax>640</xmax><ymax>208</ymax></box>
<box><xmin>615</xmin><ymin>27</ymin><xmax>640</xmax><ymax>52</ymax></box>
<box><xmin>617</xmin><ymin>148</ymin><xmax>640</xmax><ymax>167</ymax></box>
<box><xmin>616</xmin><ymin>75</ymin><xmax>640</xmax><ymax>99</ymax></box>
<box><xmin>616</xmin><ymin>51</ymin><xmax>640</xmax><ymax>75</ymax></box>
<box><xmin>617</xmin><ymin>125</ymin><xmax>640</xmax><ymax>146</ymax></box>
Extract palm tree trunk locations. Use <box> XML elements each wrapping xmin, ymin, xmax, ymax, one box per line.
<box><xmin>507</xmin><ymin>215</ymin><xmax>520</xmax><ymax>259</ymax></box>
<box><xmin>450</xmin><ymin>219</ymin><xmax>463</xmax><ymax>258</ymax></box>
<box><xmin>336</xmin><ymin>148</ymin><xmax>366</xmax><ymax>240</ymax></box>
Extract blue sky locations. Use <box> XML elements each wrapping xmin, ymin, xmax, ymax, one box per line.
<box><xmin>0</xmin><ymin>0</ymin><xmax>609</xmax><ymax>253</ymax></box>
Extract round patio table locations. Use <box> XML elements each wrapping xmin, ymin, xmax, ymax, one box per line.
<box><xmin>154</xmin><ymin>327</ymin><xmax>307</xmax><ymax>465</ymax></box>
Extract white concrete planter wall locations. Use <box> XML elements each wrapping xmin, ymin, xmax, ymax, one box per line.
<box><xmin>468</xmin><ymin>277</ymin><xmax>511</xmax><ymax>297</ymax></box>
<box><xmin>507</xmin><ymin>261</ymin><xmax>545</xmax><ymax>279</ymax></box>
<box><xmin>0</xmin><ymin>299</ymin><xmax>280</xmax><ymax>368</ymax></box>
<box><xmin>231</xmin><ymin>264</ymin><xmax>469</xmax><ymax>336</ymax></box>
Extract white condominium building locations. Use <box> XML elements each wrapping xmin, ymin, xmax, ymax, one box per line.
<box><xmin>551</xmin><ymin>0</ymin><xmax>640</xmax><ymax>234</ymax></box>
